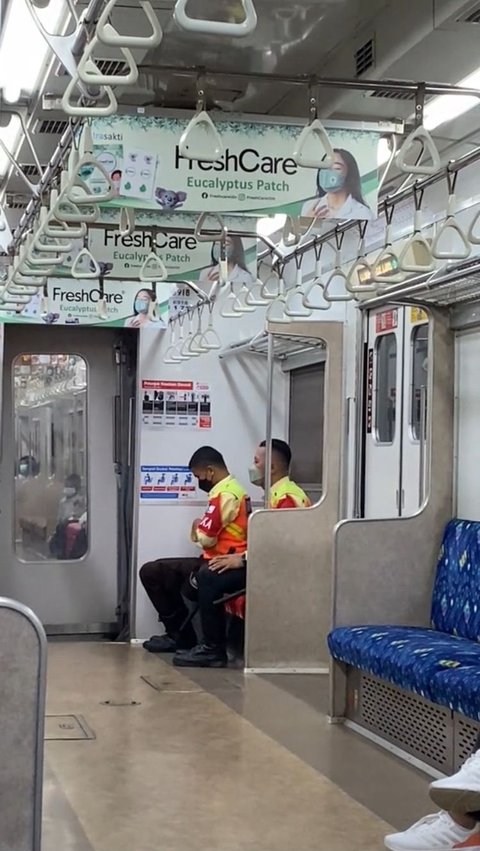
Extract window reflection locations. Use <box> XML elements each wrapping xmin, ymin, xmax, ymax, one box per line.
<box><xmin>375</xmin><ymin>333</ymin><xmax>397</xmax><ymax>444</ymax></box>
<box><xmin>411</xmin><ymin>324</ymin><xmax>429</xmax><ymax>441</ymax></box>
<box><xmin>14</xmin><ymin>354</ymin><xmax>88</xmax><ymax>562</ymax></box>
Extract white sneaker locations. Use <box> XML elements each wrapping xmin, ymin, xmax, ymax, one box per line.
<box><xmin>384</xmin><ymin>811</ymin><xmax>480</xmax><ymax>851</ymax></box>
<box><xmin>431</xmin><ymin>752</ymin><xmax>480</xmax><ymax>813</ymax></box>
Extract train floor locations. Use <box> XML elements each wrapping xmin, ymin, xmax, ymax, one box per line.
<box><xmin>43</xmin><ymin>643</ymin><xmax>433</xmax><ymax>851</ymax></box>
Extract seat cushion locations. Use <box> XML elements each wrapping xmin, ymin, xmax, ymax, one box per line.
<box><xmin>328</xmin><ymin>625</ymin><xmax>480</xmax><ymax>711</ymax></box>
<box><xmin>431</xmin><ymin>519</ymin><xmax>480</xmax><ymax>641</ymax></box>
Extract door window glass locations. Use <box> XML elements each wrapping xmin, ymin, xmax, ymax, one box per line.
<box><xmin>13</xmin><ymin>354</ymin><xmax>88</xmax><ymax>562</ymax></box>
<box><xmin>375</xmin><ymin>333</ymin><xmax>397</xmax><ymax>444</ymax></box>
<box><xmin>411</xmin><ymin>324</ymin><xmax>429</xmax><ymax>441</ymax></box>
<box><xmin>289</xmin><ymin>360</ymin><xmax>325</xmax><ymax>504</ymax></box>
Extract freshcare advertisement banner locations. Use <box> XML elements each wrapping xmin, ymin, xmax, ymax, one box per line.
<box><xmin>52</xmin><ymin>211</ymin><xmax>257</xmax><ymax>289</ymax></box>
<box><xmin>0</xmin><ymin>279</ymin><xmax>176</xmax><ymax>328</ymax></box>
<box><xmin>1</xmin><ymin>213</ymin><xmax>257</xmax><ymax>328</ymax></box>
<box><xmin>87</xmin><ymin>114</ymin><xmax>380</xmax><ymax>221</ymax></box>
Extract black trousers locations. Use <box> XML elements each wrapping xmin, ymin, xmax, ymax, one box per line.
<box><xmin>139</xmin><ymin>557</ymin><xmax>202</xmax><ymax>646</ymax></box>
<box><xmin>197</xmin><ymin>563</ymin><xmax>246</xmax><ymax>650</ymax></box>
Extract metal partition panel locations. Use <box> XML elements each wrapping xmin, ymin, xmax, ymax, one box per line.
<box><xmin>330</xmin><ymin>310</ymin><xmax>454</xmax><ymax>716</ymax></box>
<box><xmin>245</xmin><ymin>321</ymin><xmax>343</xmax><ymax>671</ymax></box>
<box><xmin>0</xmin><ymin>598</ymin><xmax>47</xmax><ymax>851</ymax></box>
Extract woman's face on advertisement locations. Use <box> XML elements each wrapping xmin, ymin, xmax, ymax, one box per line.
<box><xmin>332</xmin><ymin>151</ymin><xmax>348</xmax><ymax>176</ymax></box>
<box><xmin>135</xmin><ymin>291</ymin><xmax>150</xmax><ymax>314</ymax></box>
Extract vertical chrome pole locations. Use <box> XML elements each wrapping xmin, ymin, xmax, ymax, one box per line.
<box><xmin>419</xmin><ymin>384</ymin><xmax>427</xmax><ymax>505</ymax></box>
<box><xmin>264</xmin><ymin>331</ymin><xmax>275</xmax><ymax>508</ymax></box>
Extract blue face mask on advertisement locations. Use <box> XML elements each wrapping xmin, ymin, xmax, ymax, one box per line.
<box><xmin>212</xmin><ymin>244</ymin><xmax>233</xmax><ymax>264</ymax></box>
<box><xmin>135</xmin><ymin>299</ymin><xmax>149</xmax><ymax>315</ymax></box>
<box><xmin>318</xmin><ymin>169</ymin><xmax>346</xmax><ymax>193</ymax></box>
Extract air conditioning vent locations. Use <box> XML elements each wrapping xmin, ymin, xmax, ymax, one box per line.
<box><xmin>457</xmin><ymin>4</ymin><xmax>480</xmax><ymax>23</ymax></box>
<box><xmin>36</xmin><ymin>119</ymin><xmax>69</xmax><ymax>135</ymax></box>
<box><xmin>5</xmin><ymin>193</ymin><xmax>28</xmax><ymax>209</ymax></box>
<box><xmin>355</xmin><ymin>37</ymin><xmax>375</xmax><ymax>77</ymax></box>
<box><xmin>96</xmin><ymin>59</ymin><xmax>128</xmax><ymax>76</ymax></box>
<box><xmin>369</xmin><ymin>89</ymin><xmax>413</xmax><ymax>102</ymax></box>
<box><xmin>19</xmin><ymin>164</ymin><xmax>45</xmax><ymax>177</ymax></box>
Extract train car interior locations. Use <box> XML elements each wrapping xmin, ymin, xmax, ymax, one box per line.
<box><xmin>4</xmin><ymin>0</ymin><xmax>480</xmax><ymax>849</ymax></box>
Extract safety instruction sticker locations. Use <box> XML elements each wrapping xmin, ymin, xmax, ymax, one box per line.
<box><xmin>141</xmin><ymin>379</ymin><xmax>211</xmax><ymax>429</ymax></box>
<box><xmin>140</xmin><ymin>465</ymin><xmax>197</xmax><ymax>501</ymax></box>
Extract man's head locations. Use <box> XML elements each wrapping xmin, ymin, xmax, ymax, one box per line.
<box><xmin>189</xmin><ymin>446</ymin><xmax>228</xmax><ymax>493</ymax></box>
<box><xmin>64</xmin><ymin>473</ymin><xmax>81</xmax><ymax>496</ymax></box>
<box><xmin>249</xmin><ymin>439</ymin><xmax>292</xmax><ymax>489</ymax></box>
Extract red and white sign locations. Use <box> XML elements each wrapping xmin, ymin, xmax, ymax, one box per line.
<box><xmin>141</xmin><ymin>379</ymin><xmax>211</xmax><ymax>430</ymax></box>
<box><xmin>375</xmin><ymin>309</ymin><xmax>398</xmax><ymax>334</ymax></box>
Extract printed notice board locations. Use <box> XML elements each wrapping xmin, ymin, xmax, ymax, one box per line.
<box><xmin>140</xmin><ymin>465</ymin><xmax>197</xmax><ymax>501</ymax></box>
<box><xmin>141</xmin><ymin>380</ymin><xmax>211</xmax><ymax>429</ymax></box>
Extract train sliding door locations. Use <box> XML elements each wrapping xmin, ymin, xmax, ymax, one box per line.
<box><xmin>0</xmin><ymin>324</ymin><xmax>136</xmax><ymax>636</ymax></box>
<box><xmin>363</xmin><ymin>306</ymin><xmax>429</xmax><ymax>518</ymax></box>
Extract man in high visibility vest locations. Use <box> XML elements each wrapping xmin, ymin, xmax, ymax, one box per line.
<box><xmin>173</xmin><ymin>438</ymin><xmax>310</xmax><ymax>668</ymax></box>
<box><xmin>140</xmin><ymin>446</ymin><xmax>249</xmax><ymax>656</ymax></box>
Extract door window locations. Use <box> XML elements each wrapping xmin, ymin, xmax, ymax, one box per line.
<box><xmin>410</xmin><ymin>324</ymin><xmax>429</xmax><ymax>441</ymax></box>
<box><xmin>289</xmin><ymin>360</ymin><xmax>325</xmax><ymax>503</ymax></box>
<box><xmin>13</xmin><ymin>354</ymin><xmax>88</xmax><ymax>562</ymax></box>
<box><xmin>375</xmin><ymin>333</ymin><xmax>397</xmax><ymax>444</ymax></box>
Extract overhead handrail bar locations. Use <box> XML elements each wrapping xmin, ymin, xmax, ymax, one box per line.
<box><xmin>119</xmin><ymin>207</ymin><xmax>135</xmax><ymax>237</ymax></box>
<box><xmin>71</xmin><ymin>239</ymin><xmax>101</xmax><ymax>279</ymax></box>
<box><xmin>323</xmin><ymin>230</ymin><xmax>352</xmax><ymax>303</ymax></box>
<box><xmin>292</xmin><ymin>85</ymin><xmax>334</xmax><ymax>170</ymax></box>
<box><xmin>346</xmin><ymin>222</ymin><xmax>377</xmax><ymax>296</ymax></box>
<box><xmin>285</xmin><ymin>254</ymin><xmax>312</xmax><ymax>317</ymax></box>
<box><xmin>302</xmin><ymin>243</ymin><xmax>331</xmax><ymax>311</ymax></box>
<box><xmin>77</xmin><ymin>34</ymin><xmax>139</xmax><ymax>87</ymax></box>
<box><xmin>97</xmin><ymin>0</ymin><xmax>163</xmax><ymax>48</ymax></box>
<box><xmin>194</xmin><ymin>213</ymin><xmax>226</xmax><ymax>243</ymax></box>
<box><xmin>398</xmin><ymin>185</ymin><xmax>435</xmax><ymax>273</ymax></box>
<box><xmin>139</xmin><ymin>231</ymin><xmax>168</xmax><ymax>282</ymax></box>
<box><xmin>178</xmin><ymin>78</ymin><xmax>223</xmax><ymax>162</ymax></box>
<box><xmin>396</xmin><ymin>85</ymin><xmax>441</xmax><ymax>179</ymax></box>
<box><xmin>62</xmin><ymin>76</ymin><xmax>118</xmax><ymax>117</ymax></box>
<box><xmin>200</xmin><ymin>302</ymin><xmax>221</xmax><ymax>350</ymax></box>
<box><xmin>221</xmin><ymin>283</ymin><xmax>244</xmax><ymax>319</ymax></box>
<box><xmin>371</xmin><ymin>203</ymin><xmax>406</xmax><ymax>286</ymax></box>
<box><xmin>174</xmin><ymin>0</ymin><xmax>257</xmax><ymax>38</ymax></box>
<box><xmin>266</xmin><ymin>264</ymin><xmax>289</xmax><ymax>323</ymax></box>
<box><xmin>232</xmin><ymin>282</ymin><xmax>256</xmax><ymax>314</ymax></box>
<box><xmin>282</xmin><ymin>215</ymin><xmax>301</xmax><ymax>247</ymax></box>
<box><xmin>431</xmin><ymin>170</ymin><xmax>471</xmax><ymax>260</ymax></box>
<box><xmin>245</xmin><ymin>277</ymin><xmax>268</xmax><ymax>307</ymax></box>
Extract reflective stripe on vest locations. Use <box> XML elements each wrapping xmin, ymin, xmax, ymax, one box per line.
<box><xmin>204</xmin><ymin>477</ymin><xmax>249</xmax><ymax>559</ymax></box>
<box><xmin>270</xmin><ymin>477</ymin><xmax>311</xmax><ymax>508</ymax></box>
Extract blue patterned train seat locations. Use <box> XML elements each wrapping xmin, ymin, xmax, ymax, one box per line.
<box><xmin>328</xmin><ymin>519</ymin><xmax>480</xmax><ymax>720</ymax></box>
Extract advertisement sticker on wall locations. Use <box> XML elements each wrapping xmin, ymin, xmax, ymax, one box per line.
<box><xmin>88</xmin><ymin>114</ymin><xmax>380</xmax><ymax>220</ymax></box>
<box><xmin>140</xmin><ymin>465</ymin><xmax>197</xmax><ymax>502</ymax></box>
<box><xmin>142</xmin><ymin>380</ymin><xmax>212</xmax><ymax>430</ymax></box>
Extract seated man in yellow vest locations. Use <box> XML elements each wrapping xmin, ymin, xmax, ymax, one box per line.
<box><xmin>173</xmin><ymin>439</ymin><xmax>310</xmax><ymax>668</ymax></box>
<box><xmin>140</xmin><ymin>446</ymin><xmax>249</xmax><ymax>658</ymax></box>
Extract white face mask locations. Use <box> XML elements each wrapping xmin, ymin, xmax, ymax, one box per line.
<box><xmin>248</xmin><ymin>465</ymin><xmax>263</xmax><ymax>487</ymax></box>
<box><xmin>19</xmin><ymin>464</ymin><xmax>29</xmax><ymax>476</ymax></box>
<box><xmin>64</xmin><ymin>487</ymin><xmax>76</xmax><ymax>498</ymax></box>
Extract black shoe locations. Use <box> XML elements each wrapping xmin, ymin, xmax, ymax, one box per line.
<box><xmin>173</xmin><ymin>644</ymin><xmax>227</xmax><ymax>668</ymax></box>
<box><xmin>143</xmin><ymin>634</ymin><xmax>178</xmax><ymax>653</ymax></box>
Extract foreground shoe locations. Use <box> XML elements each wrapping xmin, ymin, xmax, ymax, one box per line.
<box><xmin>173</xmin><ymin>644</ymin><xmax>227</xmax><ymax>668</ymax></box>
<box><xmin>430</xmin><ymin>752</ymin><xmax>480</xmax><ymax>813</ymax></box>
<box><xmin>384</xmin><ymin>812</ymin><xmax>480</xmax><ymax>851</ymax></box>
<box><xmin>142</xmin><ymin>634</ymin><xmax>178</xmax><ymax>653</ymax></box>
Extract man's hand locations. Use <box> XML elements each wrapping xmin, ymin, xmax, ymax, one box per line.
<box><xmin>208</xmin><ymin>553</ymin><xmax>244</xmax><ymax>573</ymax></box>
<box><xmin>191</xmin><ymin>518</ymin><xmax>201</xmax><ymax>538</ymax></box>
